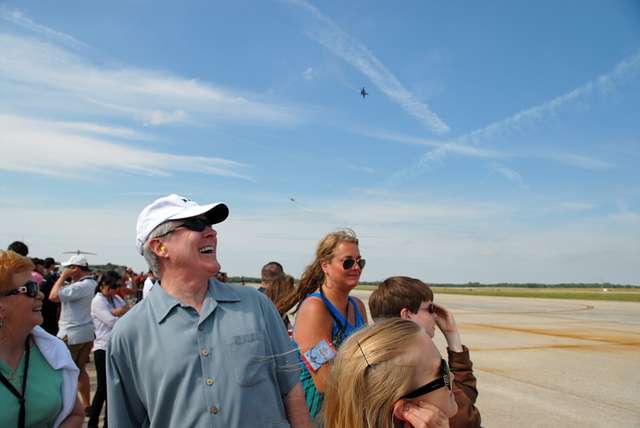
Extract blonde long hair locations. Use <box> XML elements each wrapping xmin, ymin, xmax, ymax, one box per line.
<box><xmin>279</xmin><ymin>228</ymin><xmax>358</xmax><ymax>314</ymax></box>
<box><xmin>323</xmin><ymin>319</ymin><xmax>422</xmax><ymax>428</ymax></box>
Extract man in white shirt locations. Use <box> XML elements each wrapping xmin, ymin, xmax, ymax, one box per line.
<box><xmin>49</xmin><ymin>254</ymin><xmax>97</xmax><ymax>414</ymax></box>
<box><xmin>142</xmin><ymin>270</ymin><xmax>158</xmax><ymax>298</ymax></box>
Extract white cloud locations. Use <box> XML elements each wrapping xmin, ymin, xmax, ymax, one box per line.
<box><xmin>346</xmin><ymin>164</ymin><xmax>376</xmax><ymax>174</ymax></box>
<box><xmin>387</xmin><ymin>51</ymin><xmax>639</xmax><ymax>182</ymax></box>
<box><xmin>491</xmin><ymin>164</ymin><xmax>524</xmax><ymax>185</ymax></box>
<box><xmin>362</xmin><ymin>129</ymin><xmax>507</xmax><ymax>157</ymax></box>
<box><xmin>3</xmin><ymin>194</ymin><xmax>637</xmax><ymax>283</ymax></box>
<box><xmin>285</xmin><ymin>0</ymin><xmax>449</xmax><ymax>134</ymax></box>
<box><xmin>55</xmin><ymin>121</ymin><xmax>152</xmax><ymax>140</ymax></box>
<box><xmin>540</xmin><ymin>152</ymin><xmax>613</xmax><ymax>171</ymax></box>
<box><xmin>0</xmin><ymin>114</ymin><xmax>251</xmax><ymax>180</ymax></box>
<box><xmin>560</xmin><ymin>202</ymin><xmax>595</xmax><ymax>212</ymax></box>
<box><xmin>303</xmin><ymin>67</ymin><xmax>314</xmax><ymax>80</ymax></box>
<box><xmin>0</xmin><ymin>5</ymin><xmax>87</xmax><ymax>49</ymax></box>
<box><xmin>0</xmin><ymin>32</ymin><xmax>297</xmax><ymax>127</ymax></box>
<box><xmin>461</xmin><ymin>51</ymin><xmax>640</xmax><ymax>146</ymax></box>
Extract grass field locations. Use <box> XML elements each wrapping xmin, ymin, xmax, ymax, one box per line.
<box><xmin>355</xmin><ymin>285</ymin><xmax>640</xmax><ymax>302</ymax></box>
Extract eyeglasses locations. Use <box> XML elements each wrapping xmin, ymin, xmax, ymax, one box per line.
<box><xmin>420</xmin><ymin>303</ymin><xmax>436</xmax><ymax>314</ymax></box>
<box><xmin>156</xmin><ymin>217</ymin><xmax>210</xmax><ymax>238</ymax></box>
<box><xmin>401</xmin><ymin>358</ymin><xmax>452</xmax><ymax>400</ymax></box>
<box><xmin>0</xmin><ymin>280</ymin><xmax>40</xmax><ymax>298</ymax></box>
<box><xmin>342</xmin><ymin>257</ymin><xmax>366</xmax><ymax>270</ymax></box>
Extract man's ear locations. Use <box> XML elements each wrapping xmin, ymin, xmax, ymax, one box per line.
<box><xmin>148</xmin><ymin>239</ymin><xmax>167</xmax><ymax>258</ymax></box>
<box><xmin>399</xmin><ymin>307</ymin><xmax>413</xmax><ymax>320</ymax></box>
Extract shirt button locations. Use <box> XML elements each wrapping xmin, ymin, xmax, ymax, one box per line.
<box><xmin>209</xmin><ymin>405</ymin><xmax>219</xmax><ymax>414</ymax></box>
<box><xmin>201</xmin><ymin>348</ymin><xmax>209</xmax><ymax>357</ymax></box>
<box><xmin>206</xmin><ymin>378</ymin><xmax>214</xmax><ymax>386</ymax></box>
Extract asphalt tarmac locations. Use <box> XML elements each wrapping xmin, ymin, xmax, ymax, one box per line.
<box><xmin>87</xmin><ymin>289</ymin><xmax>640</xmax><ymax>427</ymax></box>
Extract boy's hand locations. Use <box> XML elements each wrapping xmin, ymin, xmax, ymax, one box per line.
<box><xmin>433</xmin><ymin>304</ymin><xmax>463</xmax><ymax>352</ymax></box>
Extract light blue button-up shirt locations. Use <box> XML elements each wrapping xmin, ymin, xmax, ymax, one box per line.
<box><xmin>107</xmin><ymin>279</ymin><xmax>299</xmax><ymax>428</ymax></box>
<box><xmin>57</xmin><ymin>275</ymin><xmax>96</xmax><ymax>345</ymax></box>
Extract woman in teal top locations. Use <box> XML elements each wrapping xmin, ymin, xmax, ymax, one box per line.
<box><xmin>279</xmin><ymin>229</ymin><xmax>368</xmax><ymax>422</ymax></box>
<box><xmin>0</xmin><ymin>250</ymin><xmax>83</xmax><ymax>428</ymax></box>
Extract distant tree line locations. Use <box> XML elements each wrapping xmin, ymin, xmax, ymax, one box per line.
<box><xmin>227</xmin><ymin>276</ymin><xmax>637</xmax><ymax>289</ymax></box>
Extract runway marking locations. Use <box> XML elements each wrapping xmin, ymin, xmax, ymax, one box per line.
<box><xmin>458</xmin><ymin>303</ymin><xmax>595</xmax><ymax>316</ymax></box>
<box><xmin>462</xmin><ymin>323</ymin><xmax>640</xmax><ymax>349</ymax></box>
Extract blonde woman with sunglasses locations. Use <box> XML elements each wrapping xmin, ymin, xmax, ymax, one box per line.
<box><xmin>324</xmin><ymin>318</ymin><xmax>458</xmax><ymax>428</ymax></box>
<box><xmin>0</xmin><ymin>250</ymin><xmax>84</xmax><ymax>428</ymax></box>
<box><xmin>279</xmin><ymin>229</ymin><xmax>368</xmax><ymax>422</ymax></box>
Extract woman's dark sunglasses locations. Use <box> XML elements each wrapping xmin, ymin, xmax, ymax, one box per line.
<box><xmin>342</xmin><ymin>257</ymin><xmax>366</xmax><ymax>270</ymax></box>
<box><xmin>157</xmin><ymin>217</ymin><xmax>209</xmax><ymax>238</ymax></box>
<box><xmin>0</xmin><ymin>280</ymin><xmax>40</xmax><ymax>298</ymax></box>
<box><xmin>401</xmin><ymin>358</ymin><xmax>452</xmax><ymax>400</ymax></box>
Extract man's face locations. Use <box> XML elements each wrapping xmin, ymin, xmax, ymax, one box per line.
<box><xmin>67</xmin><ymin>266</ymin><xmax>85</xmax><ymax>281</ymax></box>
<box><xmin>162</xmin><ymin>216</ymin><xmax>220</xmax><ymax>277</ymax></box>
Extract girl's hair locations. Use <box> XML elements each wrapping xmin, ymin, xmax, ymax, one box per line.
<box><xmin>323</xmin><ymin>318</ymin><xmax>422</xmax><ymax>428</ymax></box>
<box><xmin>0</xmin><ymin>250</ymin><xmax>34</xmax><ymax>292</ymax></box>
<box><xmin>266</xmin><ymin>274</ymin><xmax>296</xmax><ymax>317</ymax></box>
<box><xmin>279</xmin><ymin>228</ymin><xmax>359</xmax><ymax>314</ymax></box>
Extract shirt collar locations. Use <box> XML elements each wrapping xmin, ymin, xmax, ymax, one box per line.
<box><xmin>150</xmin><ymin>278</ymin><xmax>241</xmax><ymax>324</ymax></box>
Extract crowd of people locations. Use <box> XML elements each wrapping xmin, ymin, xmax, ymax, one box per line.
<box><xmin>1</xmin><ymin>193</ymin><xmax>481</xmax><ymax>428</ymax></box>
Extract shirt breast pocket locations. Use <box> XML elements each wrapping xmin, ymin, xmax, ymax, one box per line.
<box><xmin>226</xmin><ymin>332</ymin><xmax>271</xmax><ymax>386</ymax></box>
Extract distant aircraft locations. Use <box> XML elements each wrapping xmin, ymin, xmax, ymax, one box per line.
<box><xmin>289</xmin><ymin>197</ymin><xmax>296</xmax><ymax>203</ymax></box>
<box><xmin>62</xmin><ymin>249</ymin><xmax>97</xmax><ymax>255</ymax></box>
<box><xmin>360</xmin><ymin>87</ymin><xmax>368</xmax><ymax>98</ymax></box>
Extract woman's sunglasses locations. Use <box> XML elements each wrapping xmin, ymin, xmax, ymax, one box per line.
<box><xmin>342</xmin><ymin>257</ymin><xmax>366</xmax><ymax>270</ymax></box>
<box><xmin>400</xmin><ymin>358</ymin><xmax>452</xmax><ymax>400</ymax></box>
<box><xmin>0</xmin><ymin>280</ymin><xmax>40</xmax><ymax>298</ymax></box>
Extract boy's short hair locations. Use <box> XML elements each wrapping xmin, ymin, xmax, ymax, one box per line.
<box><xmin>369</xmin><ymin>276</ymin><xmax>434</xmax><ymax>321</ymax></box>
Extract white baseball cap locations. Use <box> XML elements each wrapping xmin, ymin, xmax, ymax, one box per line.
<box><xmin>61</xmin><ymin>254</ymin><xmax>89</xmax><ymax>268</ymax></box>
<box><xmin>136</xmin><ymin>194</ymin><xmax>229</xmax><ymax>254</ymax></box>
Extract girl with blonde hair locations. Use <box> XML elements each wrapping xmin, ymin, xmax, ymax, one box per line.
<box><xmin>324</xmin><ymin>318</ymin><xmax>458</xmax><ymax>428</ymax></box>
<box><xmin>280</xmin><ymin>228</ymin><xmax>368</xmax><ymax>421</ymax></box>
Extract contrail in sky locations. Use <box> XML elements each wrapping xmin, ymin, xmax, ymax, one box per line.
<box><xmin>284</xmin><ymin>0</ymin><xmax>450</xmax><ymax>134</ymax></box>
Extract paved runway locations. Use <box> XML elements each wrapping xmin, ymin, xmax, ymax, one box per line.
<box><xmin>87</xmin><ymin>289</ymin><xmax>640</xmax><ymax>427</ymax></box>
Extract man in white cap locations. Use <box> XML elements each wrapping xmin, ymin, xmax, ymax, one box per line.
<box><xmin>49</xmin><ymin>253</ymin><xmax>97</xmax><ymax>415</ymax></box>
<box><xmin>107</xmin><ymin>194</ymin><xmax>311</xmax><ymax>428</ymax></box>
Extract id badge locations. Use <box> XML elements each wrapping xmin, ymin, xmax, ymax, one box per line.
<box><xmin>301</xmin><ymin>339</ymin><xmax>337</xmax><ymax>372</ymax></box>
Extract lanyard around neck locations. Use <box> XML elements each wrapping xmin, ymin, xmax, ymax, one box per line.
<box><xmin>0</xmin><ymin>336</ymin><xmax>31</xmax><ymax>428</ymax></box>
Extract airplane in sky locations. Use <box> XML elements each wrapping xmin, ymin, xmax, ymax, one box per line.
<box><xmin>360</xmin><ymin>87</ymin><xmax>368</xmax><ymax>98</ymax></box>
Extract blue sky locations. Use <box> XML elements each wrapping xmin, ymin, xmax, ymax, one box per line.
<box><xmin>1</xmin><ymin>1</ymin><xmax>639</xmax><ymax>283</ymax></box>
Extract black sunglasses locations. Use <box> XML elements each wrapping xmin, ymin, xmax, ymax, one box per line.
<box><xmin>157</xmin><ymin>217</ymin><xmax>210</xmax><ymax>238</ymax></box>
<box><xmin>401</xmin><ymin>358</ymin><xmax>452</xmax><ymax>400</ymax></box>
<box><xmin>342</xmin><ymin>257</ymin><xmax>366</xmax><ymax>270</ymax></box>
<box><xmin>0</xmin><ymin>280</ymin><xmax>40</xmax><ymax>298</ymax></box>
<box><xmin>421</xmin><ymin>302</ymin><xmax>436</xmax><ymax>314</ymax></box>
